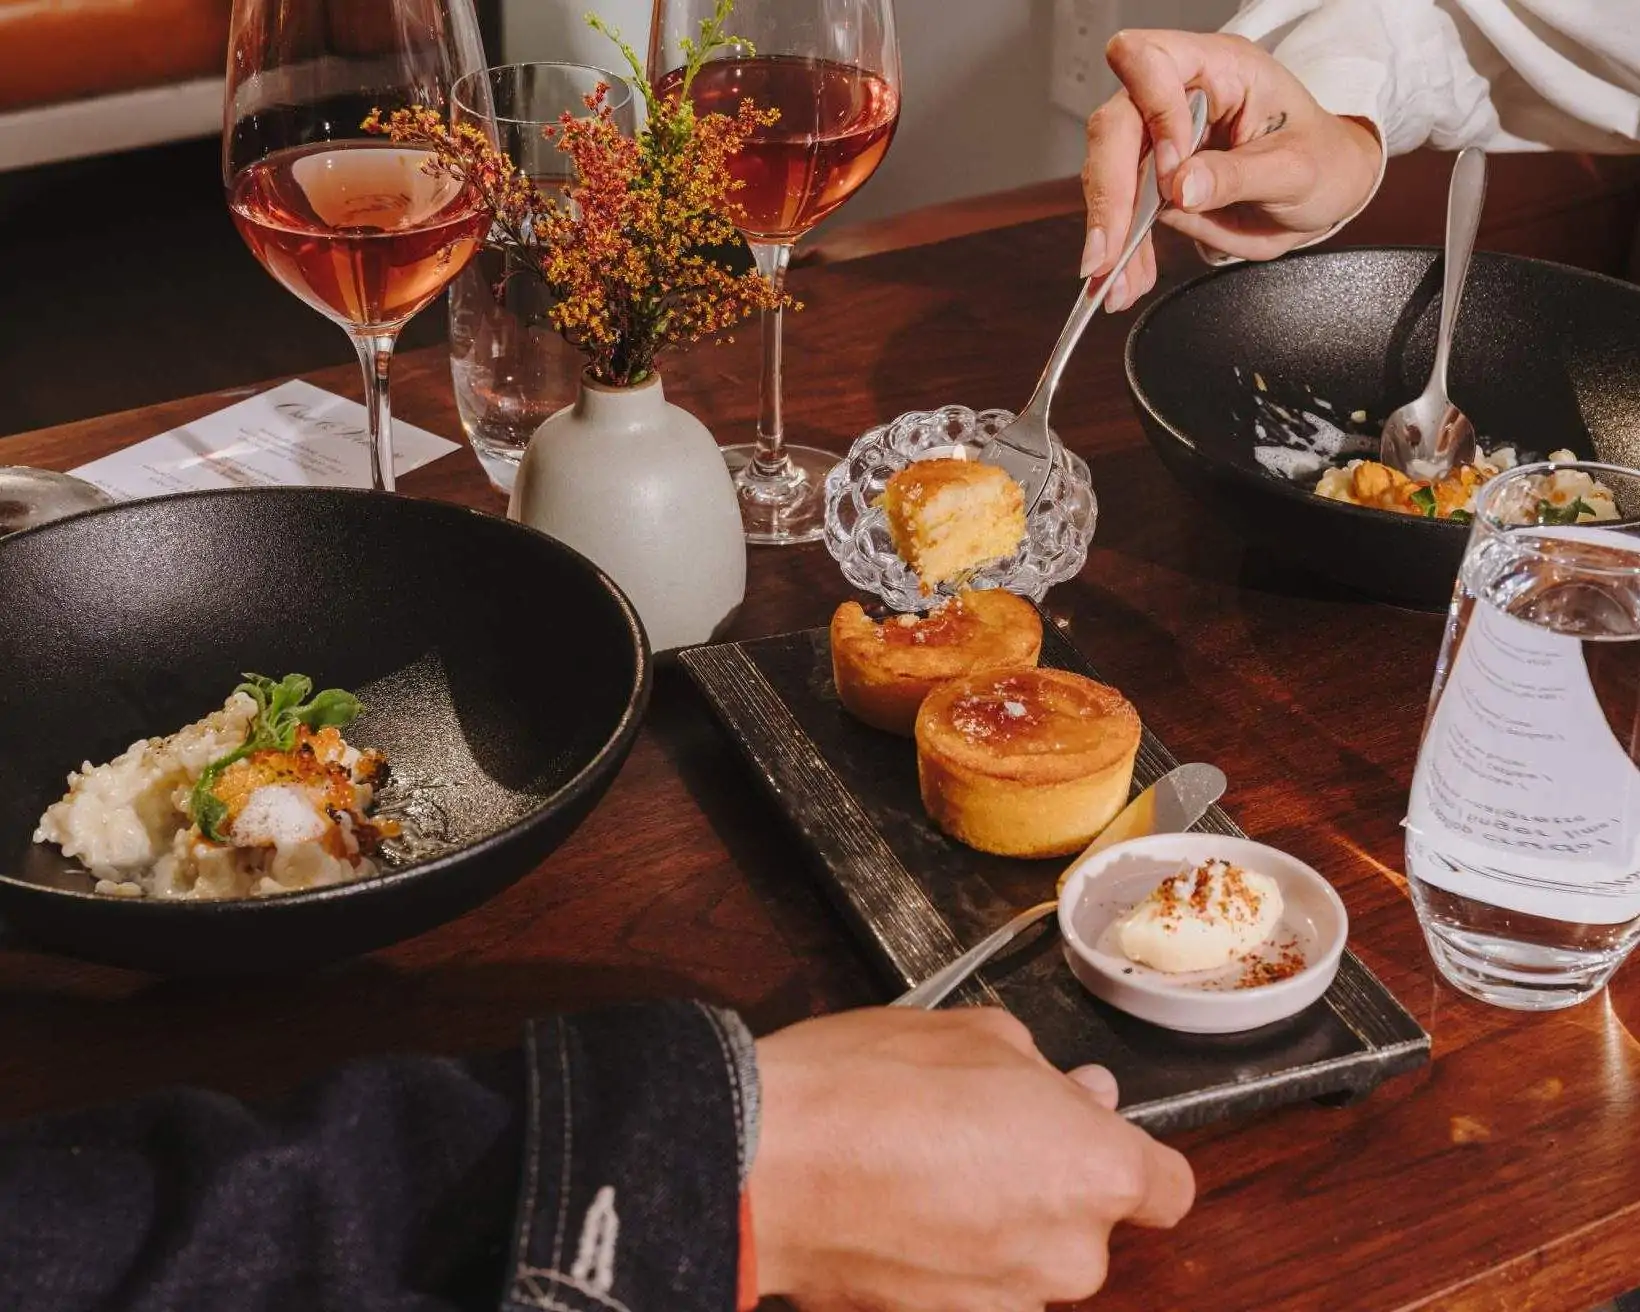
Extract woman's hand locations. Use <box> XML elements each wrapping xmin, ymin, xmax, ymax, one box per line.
<box><xmin>1082</xmin><ymin>29</ymin><xmax>1383</xmax><ymax>310</ymax></box>
<box><xmin>749</xmin><ymin>1007</ymin><xmax>1194</xmax><ymax>1312</ymax></box>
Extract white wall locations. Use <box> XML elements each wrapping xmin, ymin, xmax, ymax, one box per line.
<box><xmin>501</xmin><ymin>0</ymin><xmax>1236</xmax><ymax>228</ymax></box>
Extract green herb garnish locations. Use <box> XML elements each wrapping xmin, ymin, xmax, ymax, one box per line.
<box><xmin>1409</xmin><ymin>486</ymin><xmax>1438</xmax><ymax>518</ymax></box>
<box><xmin>1449</xmin><ymin>509</ymin><xmax>1474</xmax><ymax>525</ymax></box>
<box><xmin>187</xmin><ymin>673</ymin><xmax>364</xmax><ymax>842</ymax></box>
<box><xmin>1536</xmin><ymin>497</ymin><xmax>1594</xmax><ymax>526</ymax></box>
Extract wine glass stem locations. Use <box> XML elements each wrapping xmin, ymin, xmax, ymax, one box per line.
<box><xmin>750</xmin><ymin>241</ymin><xmax>793</xmax><ymax>478</ymax></box>
<box><xmin>351</xmin><ymin>331</ymin><xmax>400</xmax><ymax>492</ymax></box>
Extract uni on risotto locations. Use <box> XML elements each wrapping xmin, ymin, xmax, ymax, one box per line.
<box><xmin>33</xmin><ymin>673</ymin><xmax>397</xmax><ymax>901</ymax></box>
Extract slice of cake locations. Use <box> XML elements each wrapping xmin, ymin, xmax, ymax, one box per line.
<box><xmin>879</xmin><ymin>457</ymin><xmax>1027</xmax><ymax>589</ymax></box>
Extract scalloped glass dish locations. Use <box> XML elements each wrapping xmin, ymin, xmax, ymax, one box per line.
<box><xmin>823</xmin><ymin>406</ymin><xmax>1097</xmax><ymax>611</ymax></box>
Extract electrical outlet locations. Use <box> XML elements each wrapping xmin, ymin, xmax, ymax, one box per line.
<box><xmin>1049</xmin><ymin>0</ymin><xmax>1118</xmax><ymax>121</ymax></box>
<box><xmin>1048</xmin><ymin>0</ymin><xmax>1242</xmax><ymax>121</ymax></box>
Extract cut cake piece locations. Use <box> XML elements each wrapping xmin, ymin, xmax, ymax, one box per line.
<box><xmin>879</xmin><ymin>457</ymin><xmax>1026</xmax><ymax>589</ymax></box>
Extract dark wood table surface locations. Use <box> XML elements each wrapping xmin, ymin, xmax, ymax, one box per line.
<box><xmin>4</xmin><ymin>214</ymin><xmax>1638</xmax><ymax>1312</ymax></box>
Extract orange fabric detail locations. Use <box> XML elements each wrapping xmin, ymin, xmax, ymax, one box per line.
<box><xmin>738</xmin><ymin>1190</ymin><xmax>758</xmax><ymax>1311</ymax></box>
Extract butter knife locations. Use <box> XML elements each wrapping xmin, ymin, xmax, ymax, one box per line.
<box><xmin>888</xmin><ymin>763</ymin><xmax>1228</xmax><ymax>1010</ymax></box>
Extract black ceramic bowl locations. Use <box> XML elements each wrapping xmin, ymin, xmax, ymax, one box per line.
<box><xmin>1126</xmin><ymin>247</ymin><xmax>1640</xmax><ymax>606</ymax></box>
<box><xmin>0</xmin><ymin>488</ymin><xmax>649</xmax><ymax>973</ymax></box>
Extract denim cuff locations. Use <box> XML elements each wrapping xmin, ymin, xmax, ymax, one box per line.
<box><xmin>503</xmin><ymin>1002</ymin><xmax>758</xmax><ymax>1312</ymax></box>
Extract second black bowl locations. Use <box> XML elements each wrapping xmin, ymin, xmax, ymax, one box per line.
<box><xmin>1125</xmin><ymin>247</ymin><xmax>1640</xmax><ymax>607</ymax></box>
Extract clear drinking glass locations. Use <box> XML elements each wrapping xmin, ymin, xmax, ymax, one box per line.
<box><xmin>222</xmin><ymin>0</ymin><xmax>495</xmax><ymax>492</ymax></box>
<box><xmin>447</xmin><ymin>63</ymin><xmax>636</xmax><ymax>494</ymax></box>
<box><xmin>650</xmin><ymin>0</ymin><xmax>901</xmax><ymax>544</ymax></box>
<box><xmin>1406</xmin><ymin>461</ymin><xmax>1640</xmax><ymax>1009</ymax></box>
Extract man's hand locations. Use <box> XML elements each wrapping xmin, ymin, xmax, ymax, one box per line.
<box><xmin>1082</xmin><ymin>29</ymin><xmax>1383</xmax><ymax>310</ymax></box>
<box><xmin>748</xmin><ymin>1008</ymin><xmax>1195</xmax><ymax>1311</ymax></box>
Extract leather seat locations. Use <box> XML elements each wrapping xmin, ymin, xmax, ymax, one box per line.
<box><xmin>0</xmin><ymin>0</ymin><xmax>230</xmax><ymax>113</ymax></box>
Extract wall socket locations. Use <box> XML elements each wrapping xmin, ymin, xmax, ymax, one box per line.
<box><xmin>1049</xmin><ymin>0</ymin><xmax>1121</xmax><ymax>122</ymax></box>
<box><xmin>1049</xmin><ymin>0</ymin><xmax>1240</xmax><ymax>121</ymax></box>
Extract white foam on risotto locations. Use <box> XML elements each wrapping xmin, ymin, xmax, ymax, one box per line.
<box><xmin>234</xmin><ymin>785</ymin><xmax>329</xmax><ymax>847</ymax></box>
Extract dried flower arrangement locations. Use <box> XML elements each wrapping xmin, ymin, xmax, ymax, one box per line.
<box><xmin>365</xmin><ymin>0</ymin><xmax>792</xmax><ymax>387</ymax></box>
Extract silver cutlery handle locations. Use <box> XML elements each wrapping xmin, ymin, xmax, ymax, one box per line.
<box><xmin>1022</xmin><ymin>90</ymin><xmax>1210</xmax><ymax>422</ymax></box>
<box><xmin>889</xmin><ymin>901</ymin><xmax>1058</xmax><ymax>1010</ymax></box>
<box><xmin>1433</xmin><ymin>147</ymin><xmax>1487</xmax><ymax>397</ymax></box>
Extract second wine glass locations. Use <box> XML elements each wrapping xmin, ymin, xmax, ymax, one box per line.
<box><xmin>223</xmin><ymin>0</ymin><xmax>495</xmax><ymax>491</ymax></box>
<box><xmin>651</xmin><ymin>0</ymin><xmax>901</xmax><ymax>544</ymax></box>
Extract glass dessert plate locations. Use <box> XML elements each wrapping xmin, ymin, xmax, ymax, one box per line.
<box><xmin>823</xmin><ymin>405</ymin><xmax>1097</xmax><ymax>611</ymax></box>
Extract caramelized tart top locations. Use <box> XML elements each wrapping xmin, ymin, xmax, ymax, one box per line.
<box><xmin>831</xmin><ymin>590</ymin><xmax>1042</xmax><ymax>679</ymax></box>
<box><xmin>915</xmin><ymin>667</ymin><xmax>1139</xmax><ymax>782</ymax></box>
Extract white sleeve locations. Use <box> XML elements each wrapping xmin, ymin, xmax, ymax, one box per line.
<box><xmin>1226</xmin><ymin>0</ymin><xmax>1640</xmax><ymax>156</ymax></box>
<box><xmin>1193</xmin><ymin>0</ymin><xmax>1640</xmax><ymax>262</ymax></box>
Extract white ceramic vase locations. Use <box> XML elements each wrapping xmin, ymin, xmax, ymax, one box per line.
<box><xmin>508</xmin><ymin>373</ymin><xmax>746</xmax><ymax>654</ymax></box>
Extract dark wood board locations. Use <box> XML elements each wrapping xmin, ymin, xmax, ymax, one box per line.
<box><xmin>680</xmin><ymin>621</ymin><xmax>1430</xmax><ymax>1134</ymax></box>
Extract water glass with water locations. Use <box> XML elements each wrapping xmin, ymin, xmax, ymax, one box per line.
<box><xmin>448</xmin><ymin>63</ymin><xmax>636</xmax><ymax>493</ymax></box>
<box><xmin>1406</xmin><ymin>460</ymin><xmax>1640</xmax><ymax>1009</ymax></box>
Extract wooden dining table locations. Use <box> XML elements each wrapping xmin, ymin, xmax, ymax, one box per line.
<box><xmin>3</xmin><ymin>208</ymin><xmax>1638</xmax><ymax>1312</ymax></box>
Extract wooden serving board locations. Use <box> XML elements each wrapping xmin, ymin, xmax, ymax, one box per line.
<box><xmin>679</xmin><ymin>619</ymin><xmax>1430</xmax><ymax>1134</ymax></box>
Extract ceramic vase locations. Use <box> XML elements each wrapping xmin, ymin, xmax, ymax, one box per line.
<box><xmin>508</xmin><ymin>373</ymin><xmax>746</xmax><ymax>653</ymax></box>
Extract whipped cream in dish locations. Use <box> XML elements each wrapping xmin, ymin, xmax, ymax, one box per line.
<box><xmin>1060</xmin><ymin>835</ymin><xmax>1348</xmax><ymax>1033</ymax></box>
<box><xmin>1117</xmin><ymin>858</ymin><xmax>1283</xmax><ymax>974</ymax></box>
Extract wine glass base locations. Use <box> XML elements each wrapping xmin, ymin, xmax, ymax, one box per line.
<box><xmin>0</xmin><ymin>468</ymin><xmax>113</xmax><ymax>536</ymax></box>
<box><xmin>722</xmin><ymin>444</ymin><xmax>839</xmax><ymax>546</ymax></box>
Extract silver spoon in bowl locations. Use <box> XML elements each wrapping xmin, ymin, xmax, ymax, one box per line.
<box><xmin>979</xmin><ymin>91</ymin><xmax>1211</xmax><ymax>508</ymax></box>
<box><xmin>1379</xmin><ymin>148</ymin><xmax>1488</xmax><ymax>479</ymax></box>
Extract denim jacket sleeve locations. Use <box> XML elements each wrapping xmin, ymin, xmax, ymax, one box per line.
<box><xmin>502</xmin><ymin>1002</ymin><xmax>759</xmax><ymax>1312</ymax></box>
<box><xmin>0</xmin><ymin>1000</ymin><xmax>760</xmax><ymax>1312</ymax></box>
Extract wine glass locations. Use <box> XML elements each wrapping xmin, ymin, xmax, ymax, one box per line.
<box><xmin>0</xmin><ymin>469</ymin><xmax>112</xmax><ymax>537</ymax></box>
<box><xmin>447</xmin><ymin>63</ymin><xmax>638</xmax><ymax>493</ymax></box>
<box><xmin>650</xmin><ymin>0</ymin><xmax>901</xmax><ymax>545</ymax></box>
<box><xmin>223</xmin><ymin>0</ymin><xmax>495</xmax><ymax>492</ymax></box>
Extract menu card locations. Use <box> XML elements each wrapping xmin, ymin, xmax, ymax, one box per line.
<box><xmin>71</xmin><ymin>380</ymin><xmax>460</xmax><ymax>499</ymax></box>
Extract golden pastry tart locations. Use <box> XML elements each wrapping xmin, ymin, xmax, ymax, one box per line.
<box><xmin>830</xmin><ymin>590</ymin><xmax>1043</xmax><ymax>736</ymax></box>
<box><xmin>915</xmin><ymin>667</ymin><xmax>1140</xmax><ymax>858</ymax></box>
<box><xmin>878</xmin><ymin>457</ymin><xmax>1026</xmax><ymax>589</ymax></box>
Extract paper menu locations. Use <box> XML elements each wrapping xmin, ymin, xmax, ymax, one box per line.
<box><xmin>71</xmin><ymin>380</ymin><xmax>460</xmax><ymax>499</ymax></box>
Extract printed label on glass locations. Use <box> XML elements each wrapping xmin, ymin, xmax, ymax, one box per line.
<box><xmin>1406</xmin><ymin>599</ymin><xmax>1640</xmax><ymax>924</ymax></box>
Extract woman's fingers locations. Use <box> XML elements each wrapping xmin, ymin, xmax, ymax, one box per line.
<box><xmin>1173</xmin><ymin>133</ymin><xmax>1317</xmax><ymax>214</ymax></box>
<box><xmin>1081</xmin><ymin>91</ymin><xmax>1146</xmax><ymax>278</ymax></box>
<box><xmin>1104</xmin><ymin>234</ymin><xmax>1156</xmax><ymax>313</ymax></box>
<box><xmin>1103</xmin><ymin>29</ymin><xmax>1205</xmax><ymax>185</ymax></box>
<box><xmin>1156</xmin><ymin>132</ymin><xmax>1332</xmax><ymax>260</ymax></box>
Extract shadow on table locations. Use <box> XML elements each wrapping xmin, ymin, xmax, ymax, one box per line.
<box><xmin>645</xmin><ymin>665</ymin><xmax>884</xmax><ymax>1029</ymax></box>
<box><xmin>0</xmin><ymin>953</ymin><xmax>721</xmax><ymax>1121</ymax></box>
